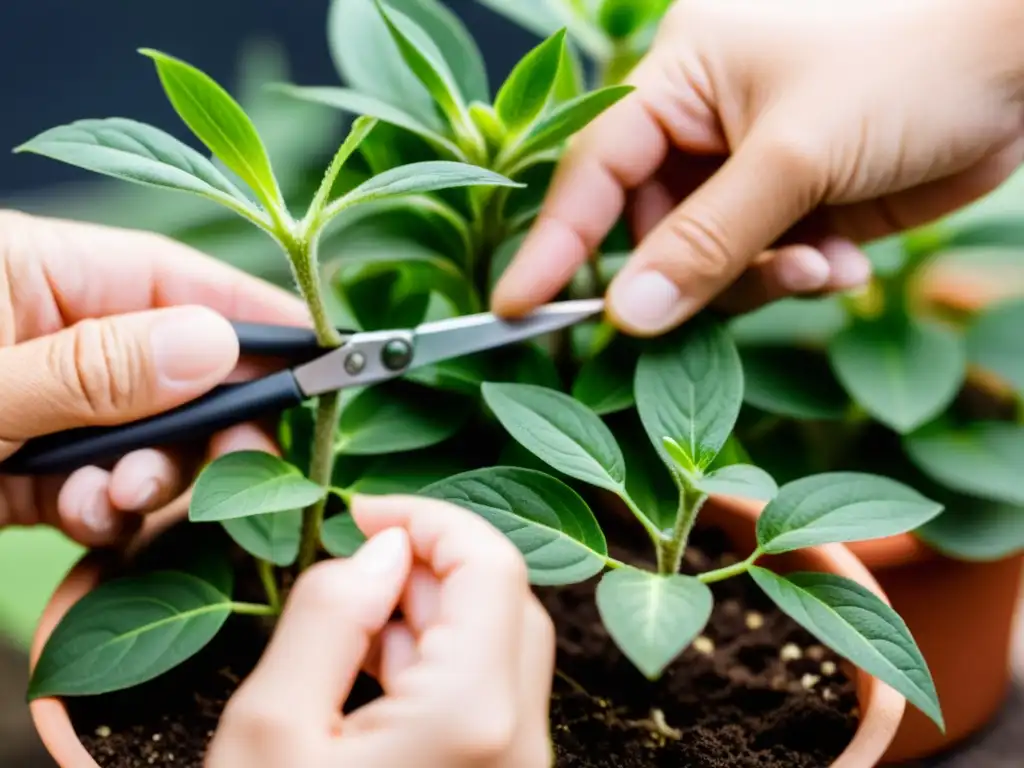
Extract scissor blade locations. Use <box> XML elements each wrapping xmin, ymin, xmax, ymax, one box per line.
<box><xmin>292</xmin><ymin>299</ymin><xmax>605</xmax><ymax>397</ymax></box>
<box><xmin>410</xmin><ymin>299</ymin><xmax>606</xmax><ymax>369</ymax></box>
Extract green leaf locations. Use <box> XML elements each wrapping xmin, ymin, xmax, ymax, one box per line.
<box><xmin>189</xmin><ymin>452</ymin><xmax>326</xmax><ymax>523</ymax></box>
<box><xmin>740</xmin><ymin>347</ymin><xmax>849</xmax><ymax>420</ymax></box>
<box><xmin>376</xmin><ymin>1</ymin><xmax>471</xmax><ymax>128</ymax></box>
<box><xmin>222</xmin><ymin>510</ymin><xmax>302</xmax><ymax>567</ymax></box>
<box><xmin>729</xmin><ymin>296</ymin><xmax>847</xmax><ymax>347</ymax></box>
<box><xmin>14</xmin><ymin>118</ymin><xmax>258</xmax><ymax>216</ymax></box>
<box><xmin>322</xmin><ymin>513</ymin><xmax>368</xmax><ymax>558</ymax></box>
<box><xmin>504</xmin><ymin>85</ymin><xmax>634</xmax><ymax>165</ymax></box>
<box><xmin>572</xmin><ymin>336</ymin><xmax>638</xmax><ymax>416</ymax></box>
<box><xmin>324</xmin><ymin>233</ymin><xmax>477</xmax><ymax>320</ymax></box>
<box><xmin>340</xmin><ymin>452</ymin><xmax>467</xmax><ymax>496</ymax></box>
<box><xmin>617</xmin><ymin>414</ymin><xmax>678</xmax><ymax>531</ymax></box>
<box><xmin>328</xmin><ymin>0</ymin><xmax>487</xmax><ymax>123</ymax></box>
<box><xmin>495</xmin><ymin>30</ymin><xmax>567</xmax><ymax>133</ymax></box>
<box><xmin>330</xmin><ymin>161</ymin><xmax>521</xmax><ymax>214</ymax></box>
<box><xmin>916</xmin><ymin>497</ymin><xmax>1024</xmax><ymax>562</ymax></box>
<box><xmin>966</xmin><ymin>299</ymin><xmax>1024</xmax><ymax>397</ymax></box>
<box><xmin>828</xmin><ymin>318</ymin><xmax>966</xmax><ymax>434</ymax></box>
<box><xmin>474</xmin><ymin>0</ymin><xmax>565</xmax><ymax>39</ymax></box>
<box><xmin>336</xmin><ymin>381</ymin><xmax>471</xmax><ymax>455</ymax></box>
<box><xmin>597</xmin><ymin>0</ymin><xmax>665</xmax><ymax>39</ymax></box>
<box><xmin>274</xmin><ymin>86</ymin><xmax>462</xmax><ymax>159</ymax></box>
<box><xmin>421</xmin><ymin>467</ymin><xmax>608</xmax><ymax>586</ymax></box>
<box><xmin>28</xmin><ymin>571</ymin><xmax>233</xmax><ymax>698</ymax></box>
<box><xmin>596</xmin><ymin>568</ymin><xmax>713</xmax><ymax>679</ymax></box>
<box><xmin>138</xmin><ymin>49</ymin><xmax>283</xmax><ymax>212</ymax></box>
<box><xmin>750</xmin><ymin>567</ymin><xmax>943</xmax><ymax>730</ymax></box>
<box><xmin>756</xmin><ymin>472</ymin><xmax>943</xmax><ymax>554</ymax></box>
<box><xmin>635</xmin><ymin>316</ymin><xmax>744</xmax><ymax>471</ymax></box>
<box><xmin>904</xmin><ymin>422</ymin><xmax>1024</xmax><ymax>506</ymax></box>
<box><xmin>697</xmin><ymin>464</ymin><xmax>778</xmax><ymax>501</ymax></box>
<box><xmin>481</xmin><ymin>382</ymin><xmax>626</xmax><ymax>492</ymax></box>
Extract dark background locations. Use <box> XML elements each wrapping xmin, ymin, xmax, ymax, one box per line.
<box><xmin>0</xmin><ymin>0</ymin><xmax>534</xmax><ymax>198</ymax></box>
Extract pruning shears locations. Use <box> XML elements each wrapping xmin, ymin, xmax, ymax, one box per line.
<box><xmin>0</xmin><ymin>299</ymin><xmax>606</xmax><ymax>477</ymax></box>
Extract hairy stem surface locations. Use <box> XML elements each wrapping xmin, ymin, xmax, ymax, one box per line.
<box><xmin>656</xmin><ymin>481</ymin><xmax>706</xmax><ymax>575</ymax></box>
<box><xmin>282</xmin><ymin>234</ymin><xmax>344</xmax><ymax>571</ymax></box>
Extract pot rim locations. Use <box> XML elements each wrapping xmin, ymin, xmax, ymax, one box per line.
<box><xmin>28</xmin><ymin>496</ymin><xmax>906</xmax><ymax>768</ymax></box>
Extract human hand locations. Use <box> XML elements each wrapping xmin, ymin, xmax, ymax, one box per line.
<box><xmin>208</xmin><ymin>494</ymin><xmax>554</xmax><ymax>768</ymax></box>
<box><xmin>0</xmin><ymin>211</ymin><xmax>309</xmax><ymax>545</ymax></box>
<box><xmin>493</xmin><ymin>0</ymin><xmax>1024</xmax><ymax>335</ymax></box>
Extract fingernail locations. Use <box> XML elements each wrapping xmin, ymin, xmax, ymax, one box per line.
<box><xmin>81</xmin><ymin>488</ymin><xmax>114</xmax><ymax>536</ymax></box>
<box><xmin>150</xmin><ymin>307</ymin><xmax>237</xmax><ymax>387</ymax></box>
<box><xmin>608</xmin><ymin>271</ymin><xmax>686</xmax><ymax>334</ymax></box>
<box><xmin>352</xmin><ymin>527</ymin><xmax>409</xmax><ymax>576</ymax></box>
<box><xmin>777</xmin><ymin>248</ymin><xmax>831</xmax><ymax>292</ymax></box>
<box><xmin>820</xmin><ymin>239</ymin><xmax>872</xmax><ymax>289</ymax></box>
<box><xmin>129</xmin><ymin>480</ymin><xmax>160</xmax><ymax>511</ymax></box>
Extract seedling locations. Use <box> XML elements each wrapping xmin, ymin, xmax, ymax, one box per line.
<box><xmin>420</xmin><ymin>314</ymin><xmax>946</xmax><ymax>731</ymax></box>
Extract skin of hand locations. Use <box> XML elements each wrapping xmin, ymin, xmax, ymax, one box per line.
<box><xmin>207</xmin><ymin>494</ymin><xmax>555</xmax><ymax>768</ymax></box>
<box><xmin>0</xmin><ymin>210</ymin><xmax>311</xmax><ymax>546</ymax></box>
<box><xmin>492</xmin><ymin>0</ymin><xmax>1024</xmax><ymax>335</ymax></box>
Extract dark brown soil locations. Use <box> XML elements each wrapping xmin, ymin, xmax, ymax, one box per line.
<box><xmin>67</xmin><ymin>525</ymin><xmax>857</xmax><ymax>768</ymax></box>
<box><xmin>544</xmin><ymin>526</ymin><xmax>859</xmax><ymax>767</ymax></box>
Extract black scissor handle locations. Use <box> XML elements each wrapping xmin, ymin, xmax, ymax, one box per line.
<box><xmin>0</xmin><ymin>370</ymin><xmax>305</xmax><ymax>476</ymax></box>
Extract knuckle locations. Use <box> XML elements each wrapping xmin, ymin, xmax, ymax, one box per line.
<box><xmin>660</xmin><ymin>212</ymin><xmax>734</xmax><ymax>280</ymax></box>
<box><xmin>762</xmin><ymin>129</ymin><xmax>827</xmax><ymax>194</ymax></box>
<box><xmin>220</xmin><ymin>697</ymin><xmax>301</xmax><ymax>748</ymax></box>
<box><xmin>445</xmin><ymin>706</ymin><xmax>518</xmax><ymax>763</ymax></box>
<box><xmin>53</xmin><ymin>319</ymin><xmax>142</xmax><ymax>418</ymax></box>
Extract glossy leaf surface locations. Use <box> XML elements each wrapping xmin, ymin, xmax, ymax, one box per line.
<box><xmin>422</xmin><ymin>467</ymin><xmax>608</xmax><ymax>586</ymax></box>
<box><xmin>190</xmin><ymin>452</ymin><xmax>326</xmax><ymax>523</ymax></box>
<box><xmin>750</xmin><ymin>568</ymin><xmax>943</xmax><ymax>729</ymax></box>
<box><xmin>596</xmin><ymin>568</ymin><xmax>713</xmax><ymax>679</ymax></box>
<box><xmin>482</xmin><ymin>382</ymin><xmax>625</xmax><ymax>492</ymax></box>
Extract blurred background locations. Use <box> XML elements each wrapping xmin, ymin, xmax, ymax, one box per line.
<box><xmin>1</xmin><ymin>2</ymin><xmax>1023</xmax><ymax>767</ymax></box>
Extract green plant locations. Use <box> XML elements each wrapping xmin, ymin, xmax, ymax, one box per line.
<box><xmin>420</xmin><ymin>316</ymin><xmax>946</xmax><ymax>731</ymax></box>
<box><xmin>20</xmin><ymin>0</ymin><xmax>630</xmax><ymax>703</ymax></box>
<box><xmin>475</xmin><ymin>0</ymin><xmax>1024</xmax><ymax>561</ymax></box>
<box><xmin>728</xmin><ymin>208</ymin><xmax>1024</xmax><ymax>562</ymax></box>
<box><xmin>19</xmin><ymin>0</ymin><xmax>949</xmax><ymax>747</ymax></box>
<box><xmin>474</xmin><ymin>0</ymin><xmax>673</xmax><ymax>87</ymax></box>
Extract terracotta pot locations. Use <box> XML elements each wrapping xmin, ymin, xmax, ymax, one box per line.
<box><xmin>847</xmin><ymin>535</ymin><xmax>1023</xmax><ymax>763</ymax></box>
<box><xmin>29</xmin><ymin>495</ymin><xmax>904</xmax><ymax>768</ymax></box>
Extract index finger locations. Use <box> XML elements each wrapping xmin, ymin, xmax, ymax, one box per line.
<box><xmin>490</xmin><ymin>57</ymin><xmax>670</xmax><ymax>317</ymax></box>
<box><xmin>350</xmin><ymin>494</ymin><xmax>527</xmax><ymax>697</ymax></box>
<box><xmin>1</xmin><ymin>211</ymin><xmax>309</xmax><ymax>342</ymax></box>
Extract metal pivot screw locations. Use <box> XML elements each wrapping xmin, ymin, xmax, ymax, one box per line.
<box><xmin>382</xmin><ymin>339</ymin><xmax>413</xmax><ymax>371</ymax></box>
<box><xmin>344</xmin><ymin>351</ymin><xmax>367</xmax><ymax>376</ymax></box>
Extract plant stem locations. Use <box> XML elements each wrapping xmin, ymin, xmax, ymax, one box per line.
<box><xmin>597</xmin><ymin>43</ymin><xmax>642</xmax><ymax>88</ymax></box>
<box><xmin>232</xmin><ymin>602</ymin><xmax>279</xmax><ymax>617</ymax></box>
<box><xmin>297</xmin><ymin>391</ymin><xmax>342</xmax><ymax>571</ymax></box>
<box><xmin>656</xmin><ymin>481</ymin><xmax>707</xmax><ymax>576</ymax></box>
<box><xmin>257</xmin><ymin>560</ymin><xmax>281</xmax><ymax>612</ymax></box>
<box><xmin>698</xmin><ymin>550</ymin><xmax>761</xmax><ymax>584</ymax></box>
<box><xmin>280</xmin><ymin>233</ymin><xmax>344</xmax><ymax>573</ymax></box>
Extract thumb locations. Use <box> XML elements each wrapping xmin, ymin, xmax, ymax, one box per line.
<box><xmin>606</xmin><ymin>124</ymin><xmax>826</xmax><ymax>335</ymax></box>
<box><xmin>0</xmin><ymin>305</ymin><xmax>238</xmax><ymax>449</ymax></box>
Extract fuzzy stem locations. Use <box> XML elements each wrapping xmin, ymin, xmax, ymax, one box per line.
<box><xmin>232</xmin><ymin>602</ymin><xmax>279</xmax><ymax>617</ymax></box>
<box><xmin>257</xmin><ymin>560</ymin><xmax>281</xmax><ymax>612</ymax></box>
<box><xmin>656</xmin><ymin>481</ymin><xmax>707</xmax><ymax>576</ymax></box>
<box><xmin>279</xmin><ymin>233</ymin><xmax>344</xmax><ymax>572</ymax></box>
<box><xmin>698</xmin><ymin>550</ymin><xmax>761</xmax><ymax>584</ymax></box>
<box><xmin>297</xmin><ymin>391</ymin><xmax>342</xmax><ymax>571</ymax></box>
